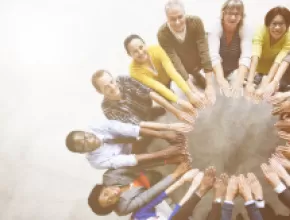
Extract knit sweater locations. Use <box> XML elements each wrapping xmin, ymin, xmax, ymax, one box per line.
<box><xmin>130</xmin><ymin>45</ymin><xmax>191</xmax><ymax>102</ymax></box>
<box><xmin>158</xmin><ymin>15</ymin><xmax>212</xmax><ymax>81</ymax></box>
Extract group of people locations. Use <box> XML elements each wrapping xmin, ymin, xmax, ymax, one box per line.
<box><xmin>64</xmin><ymin>0</ymin><xmax>290</xmax><ymax>219</ymax></box>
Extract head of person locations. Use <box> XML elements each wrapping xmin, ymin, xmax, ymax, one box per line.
<box><xmin>124</xmin><ymin>34</ymin><xmax>148</xmax><ymax>64</ymax></box>
<box><xmin>91</xmin><ymin>70</ymin><xmax>121</xmax><ymax>100</ymax></box>
<box><xmin>88</xmin><ymin>184</ymin><xmax>121</xmax><ymax>215</ymax></box>
<box><xmin>221</xmin><ymin>0</ymin><xmax>245</xmax><ymax>30</ymax></box>
<box><xmin>265</xmin><ymin>6</ymin><xmax>290</xmax><ymax>41</ymax></box>
<box><xmin>165</xmin><ymin>0</ymin><xmax>186</xmax><ymax>33</ymax></box>
<box><xmin>65</xmin><ymin>130</ymin><xmax>101</xmax><ymax>153</ymax></box>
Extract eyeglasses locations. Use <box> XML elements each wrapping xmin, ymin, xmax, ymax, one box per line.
<box><xmin>224</xmin><ymin>11</ymin><xmax>242</xmax><ymax>17</ymax></box>
<box><xmin>270</xmin><ymin>22</ymin><xmax>286</xmax><ymax>28</ymax></box>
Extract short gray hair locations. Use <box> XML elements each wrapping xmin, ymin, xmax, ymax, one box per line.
<box><xmin>165</xmin><ymin>0</ymin><xmax>185</xmax><ymax>14</ymax></box>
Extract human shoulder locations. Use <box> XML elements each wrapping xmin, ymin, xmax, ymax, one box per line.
<box><xmin>158</xmin><ymin>22</ymin><xmax>170</xmax><ymax>38</ymax></box>
<box><xmin>208</xmin><ymin>19</ymin><xmax>223</xmax><ymax>35</ymax></box>
<box><xmin>186</xmin><ymin>15</ymin><xmax>203</xmax><ymax>25</ymax></box>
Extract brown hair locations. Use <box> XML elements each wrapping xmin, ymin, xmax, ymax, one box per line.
<box><xmin>221</xmin><ymin>0</ymin><xmax>245</xmax><ymax>27</ymax></box>
<box><xmin>91</xmin><ymin>69</ymin><xmax>111</xmax><ymax>93</ymax></box>
<box><xmin>265</xmin><ymin>6</ymin><xmax>290</xmax><ymax>29</ymax></box>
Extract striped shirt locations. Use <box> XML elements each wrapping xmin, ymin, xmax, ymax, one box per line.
<box><xmin>102</xmin><ymin>76</ymin><xmax>153</xmax><ymax>125</ymax></box>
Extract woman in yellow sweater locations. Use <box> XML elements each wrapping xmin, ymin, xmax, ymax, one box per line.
<box><xmin>124</xmin><ymin>34</ymin><xmax>207</xmax><ymax>112</ymax></box>
<box><xmin>245</xmin><ymin>6</ymin><xmax>290</xmax><ymax>101</ymax></box>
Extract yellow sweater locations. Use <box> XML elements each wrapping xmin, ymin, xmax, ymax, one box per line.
<box><xmin>252</xmin><ymin>25</ymin><xmax>290</xmax><ymax>74</ymax></box>
<box><xmin>130</xmin><ymin>45</ymin><xmax>190</xmax><ymax>102</ymax></box>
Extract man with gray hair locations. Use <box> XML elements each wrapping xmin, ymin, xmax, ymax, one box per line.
<box><xmin>158</xmin><ymin>0</ymin><xmax>216</xmax><ymax>105</ymax></box>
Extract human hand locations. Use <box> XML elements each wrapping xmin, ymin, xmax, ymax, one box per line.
<box><xmin>272</xmin><ymin>100</ymin><xmax>290</xmax><ymax>116</ymax></box>
<box><xmin>162</xmin><ymin>145</ymin><xmax>188</xmax><ymax>159</ymax></box>
<box><xmin>272</xmin><ymin>152</ymin><xmax>290</xmax><ymax>170</ymax></box>
<box><xmin>247</xmin><ymin>173</ymin><xmax>263</xmax><ymax>200</ymax></box>
<box><xmin>268</xmin><ymin>92</ymin><xmax>288</xmax><ymax>105</ymax></box>
<box><xmin>176</xmin><ymin>99</ymin><xmax>198</xmax><ymax>118</ymax></box>
<box><xmin>260</xmin><ymin>163</ymin><xmax>281</xmax><ymax>188</ymax></box>
<box><xmin>172</xmin><ymin>162</ymin><xmax>192</xmax><ymax>179</ymax></box>
<box><xmin>245</xmin><ymin>83</ymin><xmax>256</xmax><ymax>100</ymax></box>
<box><xmin>161</xmin><ymin>131</ymin><xmax>184</xmax><ymax>142</ymax></box>
<box><xmin>231</xmin><ymin>79</ymin><xmax>244</xmax><ymax>98</ymax></box>
<box><xmin>269</xmin><ymin>158</ymin><xmax>290</xmax><ymax>182</ymax></box>
<box><xmin>238</xmin><ymin>174</ymin><xmax>253</xmax><ymax>201</ymax></box>
<box><xmin>276</xmin><ymin>145</ymin><xmax>290</xmax><ymax>159</ymax></box>
<box><xmin>253</xmin><ymin>88</ymin><xmax>264</xmax><ymax>103</ymax></box>
<box><xmin>186</xmin><ymin>92</ymin><xmax>205</xmax><ymax>109</ymax></box>
<box><xmin>175</xmin><ymin>110</ymin><xmax>195</xmax><ymax>124</ymax></box>
<box><xmin>225</xmin><ymin>176</ymin><xmax>239</xmax><ymax>202</ymax></box>
<box><xmin>165</xmin><ymin>155</ymin><xmax>188</xmax><ymax>165</ymax></box>
<box><xmin>278</xmin><ymin>131</ymin><xmax>290</xmax><ymax>142</ymax></box>
<box><xmin>167</xmin><ymin>123</ymin><xmax>193</xmax><ymax>133</ymax></box>
<box><xmin>180</xmin><ymin>169</ymin><xmax>200</xmax><ymax>182</ymax></box>
<box><xmin>219</xmin><ymin>79</ymin><xmax>232</xmax><ymax>97</ymax></box>
<box><xmin>275</xmin><ymin>120</ymin><xmax>290</xmax><ymax>132</ymax></box>
<box><xmin>196</xmin><ymin>166</ymin><xmax>216</xmax><ymax>197</ymax></box>
<box><xmin>214</xmin><ymin>173</ymin><xmax>228</xmax><ymax>199</ymax></box>
<box><xmin>205</xmin><ymin>85</ymin><xmax>216</xmax><ymax>105</ymax></box>
<box><xmin>263</xmin><ymin>81</ymin><xmax>279</xmax><ymax>100</ymax></box>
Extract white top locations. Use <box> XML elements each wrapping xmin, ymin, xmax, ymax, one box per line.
<box><xmin>208</xmin><ymin>20</ymin><xmax>253</xmax><ymax>68</ymax></box>
<box><xmin>86</xmin><ymin>120</ymin><xmax>140</xmax><ymax>169</ymax></box>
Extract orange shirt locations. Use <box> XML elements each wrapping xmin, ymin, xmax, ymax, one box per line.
<box><xmin>132</xmin><ymin>172</ymin><xmax>151</xmax><ymax>189</ymax></box>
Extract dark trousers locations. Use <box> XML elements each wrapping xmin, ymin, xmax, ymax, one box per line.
<box><xmin>253</xmin><ymin>73</ymin><xmax>265</xmax><ymax>85</ymax></box>
<box><xmin>190</xmin><ymin>72</ymin><xmax>206</xmax><ymax>90</ymax></box>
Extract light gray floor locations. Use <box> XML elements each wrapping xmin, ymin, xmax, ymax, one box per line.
<box><xmin>152</xmin><ymin>87</ymin><xmax>288</xmax><ymax>220</ymax></box>
<box><xmin>1</xmin><ymin>0</ymin><xmax>290</xmax><ymax>219</ymax></box>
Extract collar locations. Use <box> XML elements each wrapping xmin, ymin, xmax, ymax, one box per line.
<box><xmin>167</xmin><ymin>22</ymin><xmax>187</xmax><ymax>42</ymax></box>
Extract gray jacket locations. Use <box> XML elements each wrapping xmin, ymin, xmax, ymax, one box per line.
<box><xmin>103</xmin><ymin>168</ymin><xmax>174</xmax><ymax>216</ymax></box>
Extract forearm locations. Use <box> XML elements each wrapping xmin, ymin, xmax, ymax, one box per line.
<box><xmin>165</xmin><ymin>178</ymin><xmax>184</xmax><ymax>195</ymax></box>
<box><xmin>150</xmin><ymin>92</ymin><xmax>179</xmax><ymax>115</ymax></box>
<box><xmin>273</xmin><ymin>61</ymin><xmax>290</xmax><ymax>82</ymax></box>
<box><xmin>140</xmin><ymin>121</ymin><xmax>170</xmax><ymax>131</ymax></box>
<box><xmin>213</xmin><ymin>63</ymin><xmax>225</xmax><ymax>83</ymax></box>
<box><xmin>119</xmin><ymin>175</ymin><xmax>176</xmax><ymax>215</ymax></box>
<box><xmin>187</xmin><ymin>77</ymin><xmax>199</xmax><ymax>92</ymax></box>
<box><xmin>139</xmin><ymin>127</ymin><xmax>166</xmax><ymax>139</ymax></box>
<box><xmin>171</xmin><ymin>194</ymin><xmax>201</xmax><ymax>220</ymax></box>
<box><xmin>281</xmin><ymin>174</ymin><xmax>290</xmax><ymax>187</ymax></box>
<box><xmin>237</xmin><ymin>65</ymin><xmax>248</xmax><ymax>83</ymax></box>
<box><xmin>135</xmin><ymin>151</ymin><xmax>168</xmax><ymax>164</ymax></box>
<box><xmin>247</xmin><ymin>56</ymin><xmax>259</xmax><ymax>83</ymax></box>
<box><xmin>205</xmin><ymin>72</ymin><xmax>214</xmax><ymax>88</ymax></box>
<box><xmin>266</xmin><ymin>62</ymin><xmax>280</xmax><ymax>83</ymax></box>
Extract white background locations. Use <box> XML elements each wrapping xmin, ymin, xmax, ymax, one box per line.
<box><xmin>0</xmin><ymin>0</ymin><xmax>290</xmax><ymax>219</ymax></box>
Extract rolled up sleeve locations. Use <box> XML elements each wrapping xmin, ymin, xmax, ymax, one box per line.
<box><xmin>208</xmin><ymin>22</ymin><xmax>222</xmax><ymax>67</ymax></box>
<box><xmin>239</xmin><ymin>24</ymin><xmax>253</xmax><ymax>68</ymax></box>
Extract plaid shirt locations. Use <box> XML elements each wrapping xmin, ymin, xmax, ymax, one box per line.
<box><xmin>102</xmin><ymin>76</ymin><xmax>153</xmax><ymax>125</ymax></box>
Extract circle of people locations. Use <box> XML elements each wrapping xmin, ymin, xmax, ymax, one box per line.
<box><xmin>65</xmin><ymin>0</ymin><xmax>290</xmax><ymax>219</ymax></box>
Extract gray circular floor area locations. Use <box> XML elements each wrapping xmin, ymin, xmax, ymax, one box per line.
<box><xmin>150</xmin><ymin>91</ymin><xmax>289</xmax><ymax>220</ymax></box>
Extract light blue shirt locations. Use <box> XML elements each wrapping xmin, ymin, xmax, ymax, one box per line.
<box><xmin>86</xmin><ymin>120</ymin><xmax>140</xmax><ymax>169</ymax></box>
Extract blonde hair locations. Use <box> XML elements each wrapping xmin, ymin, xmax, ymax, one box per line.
<box><xmin>221</xmin><ymin>0</ymin><xmax>245</xmax><ymax>26</ymax></box>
